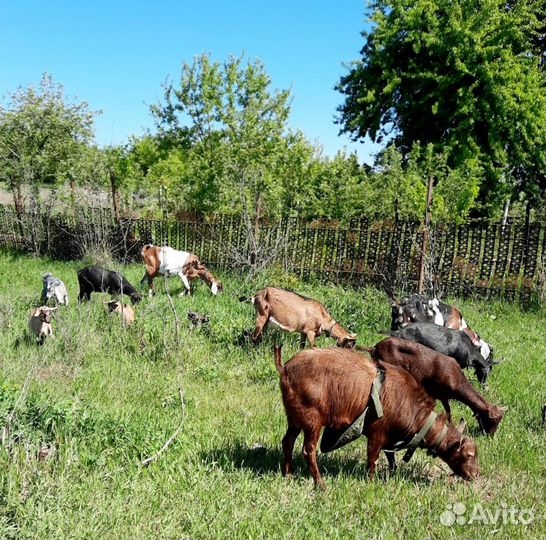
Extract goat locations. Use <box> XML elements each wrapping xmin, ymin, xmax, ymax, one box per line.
<box><xmin>389</xmin><ymin>293</ymin><xmax>493</xmax><ymax>362</ymax></box>
<box><xmin>367</xmin><ymin>337</ymin><xmax>506</xmax><ymax>434</ymax></box>
<box><xmin>241</xmin><ymin>287</ymin><xmax>356</xmax><ymax>348</ymax></box>
<box><xmin>140</xmin><ymin>244</ymin><xmax>223</xmax><ymax>296</ymax></box>
<box><xmin>28</xmin><ymin>306</ymin><xmax>57</xmax><ymax>345</ymax></box>
<box><xmin>77</xmin><ymin>266</ymin><xmax>141</xmax><ymax>304</ymax></box>
<box><xmin>107</xmin><ymin>301</ymin><xmax>135</xmax><ymax>327</ymax></box>
<box><xmin>275</xmin><ymin>346</ymin><xmax>479</xmax><ymax>489</ymax></box>
<box><xmin>41</xmin><ymin>273</ymin><xmax>69</xmax><ymax>306</ymax></box>
<box><xmin>389</xmin><ymin>323</ymin><xmax>498</xmax><ymax>386</ymax></box>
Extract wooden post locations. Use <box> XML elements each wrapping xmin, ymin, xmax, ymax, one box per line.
<box><xmin>418</xmin><ymin>175</ymin><xmax>434</xmax><ymax>294</ymax></box>
<box><xmin>502</xmin><ymin>198</ymin><xmax>510</xmax><ymax>229</ymax></box>
<box><xmin>110</xmin><ymin>170</ymin><xmax>121</xmax><ymax>223</ymax></box>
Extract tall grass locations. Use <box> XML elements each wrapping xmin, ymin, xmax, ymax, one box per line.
<box><xmin>0</xmin><ymin>250</ymin><xmax>544</xmax><ymax>539</ymax></box>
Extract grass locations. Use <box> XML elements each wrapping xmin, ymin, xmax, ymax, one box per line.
<box><xmin>0</xmin><ymin>249</ymin><xmax>544</xmax><ymax>539</ymax></box>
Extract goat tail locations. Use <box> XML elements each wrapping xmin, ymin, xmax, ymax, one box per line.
<box><xmin>274</xmin><ymin>345</ymin><xmax>284</xmax><ymax>375</ymax></box>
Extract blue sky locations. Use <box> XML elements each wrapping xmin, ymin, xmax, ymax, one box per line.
<box><xmin>1</xmin><ymin>0</ymin><xmax>382</xmax><ymax>163</ymax></box>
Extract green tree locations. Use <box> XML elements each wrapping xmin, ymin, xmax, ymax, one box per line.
<box><xmin>151</xmin><ymin>53</ymin><xmax>293</xmax><ymax>217</ymax></box>
<box><xmin>307</xmin><ymin>152</ymin><xmax>368</xmax><ymax>221</ymax></box>
<box><xmin>337</xmin><ymin>0</ymin><xmax>546</xmax><ymax>215</ymax></box>
<box><xmin>0</xmin><ymin>74</ymin><xmax>97</xmax><ymax>217</ymax></box>
<box><xmin>362</xmin><ymin>144</ymin><xmax>481</xmax><ymax>222</ymax></box>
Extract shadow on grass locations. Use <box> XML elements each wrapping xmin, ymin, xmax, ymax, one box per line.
<box><xmin>232</xmin><ymin>328</ymin><xmax>256</xmax><ymax>348</ymax></box>
<box><xmin>201</xmin><ymin>441</ymin><xmax>439</xmax><ymax>485</ymax></box>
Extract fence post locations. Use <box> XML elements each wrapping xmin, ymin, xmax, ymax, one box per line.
<box><xmin>418</xmin><ymin>175</ymin><xmax>434</xmax><ymax>294</ymax></box>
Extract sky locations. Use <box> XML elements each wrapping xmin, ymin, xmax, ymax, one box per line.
<box><xmin>0</xmin><ymin>0</ymin><xmax>383</xmax><ymax>164</ymax></box>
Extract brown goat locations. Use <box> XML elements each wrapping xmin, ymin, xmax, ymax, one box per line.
<box><xmin>367</xmin><ymin>338</ymin><xmax>506</xmax><ymax>435</ymax></box>
<box><xmin>275</xmin><ymin>346</ymin><xmax>479</xmax><ymax>489</ymax></box>
<box><xmin>243</xmin><ymin>288</ymin><xmax>356</xmax><ymax>348</ymax></box>
<box><xmin>141</xmin><ymin>245</ymin><xmax>223</xmax><ymax>296</ymax></box>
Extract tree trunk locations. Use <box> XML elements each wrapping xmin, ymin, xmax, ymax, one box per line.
<box><xmin>10</xmin><ymin>179</ymin><xmax>25</xmax><ymax>239</ymax></box>
<box><xmin>110</xmin><ymin>170</ymin><xmax>121</xmax><ymax>223</ymax></box>
<box><xmin>418</xmin><ymin>175</ymin><xmax>434</xmax><ymax>295</ymax></box>
<box><xmin>69</xmin><ymin>178</ymin><xmax>77</xmax><ymax>215</ymax></box>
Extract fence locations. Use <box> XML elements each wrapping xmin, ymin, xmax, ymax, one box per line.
<box><xmin>0</xmin><ymin>206</ymin><xmax>544</xmax><ymax>302</ymax></box>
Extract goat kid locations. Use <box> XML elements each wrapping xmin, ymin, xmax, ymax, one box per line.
<box><xmin>107</xmin><ymin>301</ymin><xmax>135</xmax><ymax>327</ymax></box>
<box><xmin>29</xmin><ymin>306</ymin><xmax>57</xmax><ymax>345</ymax></box>
<box><xmin>42</xmin><ymin>273</ymin><xmax>69</xmax><ymax>306</ymax></box>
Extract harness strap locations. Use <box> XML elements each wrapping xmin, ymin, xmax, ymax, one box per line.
<box><xmin>319</xmin><ymin>365</ymin><xmax>384</xmax><ymax>453</ymax></box>
<box><xmin>370</xmin><ymin>366</ymin><xmax>385</xmax><ymax>418</ymax></box>
<box><xmin>401</xmin><ymin>411</ymin><xmax>448</xmax><ymax>463</ymax></box>
<box><xmin>426</xmin><ymin>422</ymin><xmax>449</xmax><ymax>456</ymax></box>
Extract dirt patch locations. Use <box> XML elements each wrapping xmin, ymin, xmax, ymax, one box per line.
<box><xmin>36</xmin><ymin>363</ymin><xmax>79</xmax><ymax>384</ymax></box>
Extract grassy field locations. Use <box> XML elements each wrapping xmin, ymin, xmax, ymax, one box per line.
<box><xmin>0</xmin><ymin>249</ymin><xmax>544</xmax><ymax>539</ymax></box>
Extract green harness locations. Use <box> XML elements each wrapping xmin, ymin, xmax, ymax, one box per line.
<box><xmin>320</xmin><ymin>366</ymin><xmax>449</xmax><ymax>460</ymax></box>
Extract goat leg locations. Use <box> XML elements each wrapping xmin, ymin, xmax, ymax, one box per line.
<box><xmin>442</xmin><ymin>399</ymin><xmax>452</xmax><ymax>423</ymax></box>
<box><xmin>282</xmin><ymin>425</ymin><xmax>301</xmax><ymax>478</ymax></box>
<box><xmin>366</xmin><ymin>434</ymin><xmax>385</xmax><ymax>480</ymax></box>
<box><xmin>305</xmin><ymin>331</ymin><xmax>316</xmax><ymax>348</ymax></box>
<box><xmin>302</xmin><ymin>427</ymin><xmax>324</xmax><ymax>489</ymax></box>
<box><xmin>385</xmin><ymin>451</ymin><xmax>397</xmax><ymax>472</ymax></box>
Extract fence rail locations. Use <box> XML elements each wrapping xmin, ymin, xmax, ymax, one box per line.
<box><xmin>0</xmin><ymin>206</ymin><xmax>544</xmax><ymax>302</ymax></box>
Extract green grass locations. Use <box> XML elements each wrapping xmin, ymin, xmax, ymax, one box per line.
<box><xmin>0</xmin><ymin>249</ymin><xmax>544</xmax><ymax>539</ymax></box>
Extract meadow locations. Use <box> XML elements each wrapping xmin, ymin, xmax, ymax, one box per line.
<box><xmin>0</xmin><ymin>249</ymin><xmax>544</xmax><ymax>539</ymax></box>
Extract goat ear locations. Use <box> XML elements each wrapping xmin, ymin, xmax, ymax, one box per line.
<box><xmin>457</xmin><ymin>419</ymin><xmax>467</xmax><ymax>433</ymax></box>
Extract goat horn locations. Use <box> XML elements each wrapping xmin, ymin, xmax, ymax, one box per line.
<box><xmin>492</xmin><ymin>357</ymin><xmax>506</xmax><ymax>365</ymax></box>
<box><xmin>457</xmin><ymin>419</ymin><xmax>467</xmax><ymax>433</ymax></box>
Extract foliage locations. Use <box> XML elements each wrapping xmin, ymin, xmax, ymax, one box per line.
<box><xmin>365</xmin><ymin>144</ymin><xmax>481</xmax><ymax>222</ymax></box>
<box><xmin>150</xmin><ymin>53</ymin><xmax>293</xmax><ymax>217</ymax></box>
<box><xmin>0</xmin><ymin>74</ymin><xmax>97</xmax><ymax>201</ymax></box>
<box><xmin>337</xmin><ymin>0</ymin><xmax>546</xmax><ymax>214</ymax></box>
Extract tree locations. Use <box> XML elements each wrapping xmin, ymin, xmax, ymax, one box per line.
<box><xmin>0</xmin><ymin>74</ymin><xmax>97</xmax><ymax>218</ymax></box>
<box><xmin>150</xmin><ymin>53</ymin><xmax>293</xmax><ymax>217</ymax></box>
<box><xmin>337</xmin><ymin>0</ymin><xmax>546</xmax><ymax>215</ymax></box>
<box><xmin>359</xmin><ymin>144</ymin><xmax>481</xmax><ymax>222</ymax></box>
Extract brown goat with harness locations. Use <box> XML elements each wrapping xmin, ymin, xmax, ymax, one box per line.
<box><xmin>275</xmin><ymin>346</ymin><xmax>479</xmax><ymax>489</ymax></box>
